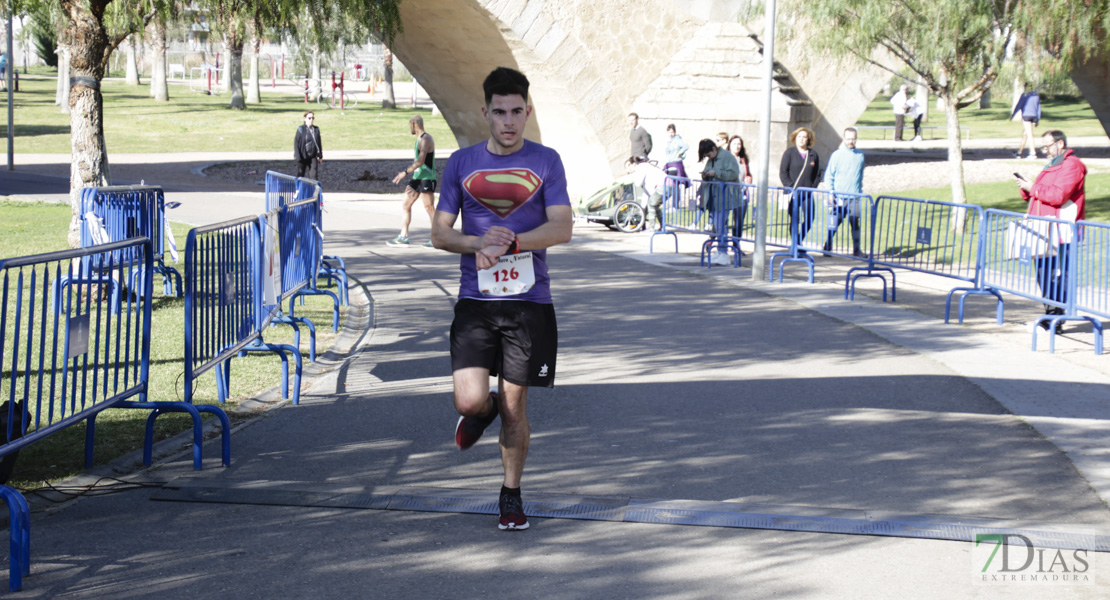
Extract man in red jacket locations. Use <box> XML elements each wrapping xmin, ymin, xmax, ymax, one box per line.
<box><xmin>1015</xmin><ymin>129</ymin><xmax>1086</xmax><ymax>332</ymax></box>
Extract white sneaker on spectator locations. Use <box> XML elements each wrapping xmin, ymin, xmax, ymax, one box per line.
<box><xmin>911</xmin><ymin>135</ymin><xmax>922</xmax><ymax>142</ymax></box>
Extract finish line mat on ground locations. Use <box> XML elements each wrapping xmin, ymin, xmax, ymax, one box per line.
<box><xmin>152</xmin><ymin>480</ymin><xmax>1110</xmax><ymax>552</ymax></box>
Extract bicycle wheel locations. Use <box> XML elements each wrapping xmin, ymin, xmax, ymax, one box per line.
<box><xmin>342</xmin><ymin>92</ymin><xmax>357</xmax><ymax>108</ymax></box>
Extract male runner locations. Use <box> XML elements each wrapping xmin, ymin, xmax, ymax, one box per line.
<box><xmin>389</xmin><ymin>115</ymin><xmax>437</xmax><ymax>247</ymax></box>
<box><xmin>431</xmin><ymin>67</ymin><xmax>573</xmax><ymax>531</ymax></box>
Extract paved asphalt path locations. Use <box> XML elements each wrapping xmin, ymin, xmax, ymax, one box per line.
<box><xmin>1</xmin><ymin>161</ymin><xmax>1109</xmax><ymax>598</ymax></box>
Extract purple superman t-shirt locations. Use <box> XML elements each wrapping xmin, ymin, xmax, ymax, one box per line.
<box><xmin>437</xmin><ymin>140</ymin><xmax>571</xmax><ymax>304</ymax></box>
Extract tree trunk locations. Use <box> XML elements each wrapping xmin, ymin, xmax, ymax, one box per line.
<box><xmin>310</xmin><ymin>50</ymin><xmax>321</xmax><ymax>101</ymax></box>
<box><xmin>125</xmin><ymin>36</ymin><xmax>140</xmax><ymax>85</ymax></box>
<box><xmin>943</xmin><ymin>92</ymin><xmax>968</xmax><ymax>234</ymax></box>
<box><xmin>63</xmin><ymin>4</ymin><xmax>111</xmax><ymax>249</ymax></box>
<box><xmin>56</xmin><ymin>46</ymin><xmax>71</xmax><ymax>113</ymax></box>
<box><xmin>978</xmin><ymin>86</ymin><xmax>990</xmax><ymax>109</ymax></box>
<box><xmin>246</xmin><ymin>35</ymin><xmax>261</xmax><ymax>104</ymax></box>
<box><xmin>225</xmin><ymin>31</ymin><xmax>245</xmax><ymax>109</ymax></box>
<box><xmin>149</xmin><ymin>16</ymin><xmax>169</xmax><ymax>101</ymax></box>
<box><xmin>382</xmin><ymin>46</ymin><xmax>395</xmax><ymax>109</ymax></box>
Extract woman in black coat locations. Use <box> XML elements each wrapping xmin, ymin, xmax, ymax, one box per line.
<box><xmin>779</xmin><ymin>127</ymin><xmax>821</xmax><ymax>250</ymax></box>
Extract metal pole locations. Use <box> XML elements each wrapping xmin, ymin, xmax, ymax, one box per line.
<box><xmin>752</xmin><ymin>0</ymin><xmax>776</xmax><ymax>280</ymax></box>
<box><xmin>7</xmin><ymin>0</ymin><xmax>14</xmax><ymax>171</ymax></box>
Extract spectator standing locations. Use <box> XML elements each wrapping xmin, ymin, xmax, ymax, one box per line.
<box><xmin>727</xmin><ymin>135</ymin><xmax>754</xmax><ymax>238</ymax></box>
<box><xmin>697</xmin><ymin>138</ymin><xmax>740</xmax><ymax>236</ymax></box>
<box><xmin>664</xmin><ymin>124</ymin><xmax>689</xmax><ymax>178</ymax></box>
<box><xmin>726</xmin><ymin>135</ymin><xmax>753</xmax><ymax>184</ymax></box>
<box><xmin>293</xmin><ymin>111</ymin><xmax>323</xmax><ymax>180</ymax></box>
<box><xmin>779</xmin><ymin>127</ymin><xmax>822</xmax><ymax>252</ymax></box>
<box><xmin>629</xmin><ymin>113</ymin><xmax>652</xmax><ymax>160</ymax></box>
<box><xmin>0</xmin><ymin>52</ymin><xmax>7</xmax><ymax>91</ymax></box>
<box><xmin>821</xmin><ymin>128</ymin><xmax>865</xmax><ymax>256</ymax></box>
<box><xmin>1011</xmin><ymin>85</ymin><xmax>1042</xmax><ymax>160</ymax></box>
<box><xmin>890</xmin><ymin>84</ymin><xmax>910</xmax><ymax>141</ymax></box>
<box><xmin>1015</xmin><ymin>130</ymin><xmax>1085</xmax><ymax>333</ymax></box>
<box><xmin>715</xmin><ymin>132</ymin><xmax>729</xmax><ymax>148</ymax></box>
<box><xmin>631</xmin><ymin>156</ymin><xmax>666</xmax><ymax>231</ymax></box>
<box><xmin>907</xmin><ymin>94</ymin><xmax>926</xmax><ymax>141</ymax></box>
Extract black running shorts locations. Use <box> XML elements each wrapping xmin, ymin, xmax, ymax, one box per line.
<box><xmin>408</xmin><ymin>179</ymin><xmax>437</xmax><ymax>194</ymax></box>
<box><xmin>450</xmin><ymin>298</ymin><xmax>558</xmax><ymax>388</ymax></box>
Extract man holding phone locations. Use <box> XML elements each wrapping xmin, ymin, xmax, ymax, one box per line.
<box><xmin>1014</xmin><ymin>130</ymin><xmax>1086</xmax><ymax>333</ymax></box>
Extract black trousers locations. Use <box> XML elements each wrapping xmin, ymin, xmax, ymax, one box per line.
<box><xmin>296</xmin><ymin>158</ymin><xmax>319</xmax><ymax>180</ymax></box>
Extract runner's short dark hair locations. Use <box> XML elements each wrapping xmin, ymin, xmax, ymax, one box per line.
<box><xmin>484</xmin><ymin>67</ymin><xmax>530</xmax><ymax>105</ymax></box>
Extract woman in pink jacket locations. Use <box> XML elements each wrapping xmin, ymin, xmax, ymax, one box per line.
<box><xmin>1015</xmin><ymin>130</ymin><xmax>1086</xmax><ymax>331</ymax></box>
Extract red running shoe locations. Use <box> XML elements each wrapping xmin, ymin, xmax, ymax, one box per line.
<box><xmin>498</xmin><ymin>492</ymin><xmax>529</xmax><ymax>531</ymax></box>
<box><xmin>454</xmin><ymin>391</ymin><xmax>499</xmax><ymax>450</ymax></box>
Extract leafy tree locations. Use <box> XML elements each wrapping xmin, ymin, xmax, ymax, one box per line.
<box><xmin>56</xmin><ymin>0</ymin><xmax>161</xmax><ymax>247</ymax></box>
<box><xmin>788</xmin><ymin>0</ymin><xmax>1108</xmax><ymax>229</ymax></box>
<box><xmin>29</xmin><ymin>3</ymin><xmax>59</xmax><ymax>68</ymax></box>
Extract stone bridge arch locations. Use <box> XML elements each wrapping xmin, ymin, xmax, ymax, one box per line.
<box><xmin>387</xmin><ymin>1</ymin><xmax>889</xmax><ymax>197</ymax></box>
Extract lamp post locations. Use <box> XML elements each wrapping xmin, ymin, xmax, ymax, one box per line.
<box><xmin>752</xmin><ymin>0</ymin><xmax>777</xmax><ymax>281</ymax></box>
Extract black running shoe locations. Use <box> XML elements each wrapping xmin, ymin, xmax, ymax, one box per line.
<box><xmin>498</xmin><ymin>492</ymin><xmax>529</xmax><ymax>531</ymax></box>
<box><xmin>454</xmin><ymin>391</ymin><xmax>499</xmax><ymax>450</ymax></box>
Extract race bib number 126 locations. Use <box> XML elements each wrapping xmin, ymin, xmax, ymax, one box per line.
<box><xmin>478</xmin><ymin>251</ymin><xmax>535</xmax><ymax>297</ymax></box>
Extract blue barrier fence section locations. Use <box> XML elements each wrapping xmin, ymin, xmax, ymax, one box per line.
<box><xmin>271</xmin><ymin>199</ymin><xmax>333</xmax><ymax>361</ymax></box>
<box><xmin>265</xmin><ymin>171</ymin><xmax>299</xmax><ymax>212</ymax></box>
<box><xmin>1075</xmin><ymin>220</ymin><xmax>1110</xmax><ymax>325</ymax></box>
<box><xmin>184</xmin><ymin>214</ymin><xmax>262</xmax><ymax>399</ymax></box>
<box><xmin>0</xmin><ymin>239</ymin><xmax>155</xmax><ymax>590</ymax></box>
<box><xmin>733</xmin><ymin>183</ymin><xmax>794</xmax><ymax>251</ymax></box>
<box><xmin>768</xmin><ymin>185</ymin><xmax>829</xmax><ymax>283</ymax></box>
<box><xmin>296</xmin><ymin>178</ymin><xmax>349</xmax><ymax>306</ymax></box>
<box><xmin>978</xmin><ymin>209</ymin><xmax>1103</xmax><ymax>353</ymax></box>
<box><xmin>79</xmin><ymin>185</ymin><xmax>182</xmax><ymax>297</ymax></box>
<box><xmin>653</xmin><ymin>176</ymin><xmax>744</xmax><ymax>267</ymax></box>
<box><xmin>858</xmin><ymin>195</ymin><xmax>980</xmax><ymax>304</ymax></box>
<box><xmin>184</xmin><ymin>212</ymin><xmax>303</xmax><ymax>408</ymax></box>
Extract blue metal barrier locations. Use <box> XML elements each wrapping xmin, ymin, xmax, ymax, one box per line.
<box><xmin>653</xmin><ymin>176</ymin><xmax>743</xmax><ymax>268</ymax></box>
<box><xmin>1074</xmin><ymin>220</ymin><xmax>1110</xmax><ymax>354</ymax></box>
<box><xmin>296</xmin><ymin>178</ymin><xmax>349</xmax><ymax>306</ymax></box>
<box><xmin>767</xmin><ymin>184</ymin><xmax>823</xmax><ymax>283</ymax></box>
<box><xmin>184</xmin><ymin>213</ymin><xmax>302</xmax><ymax>412</ymax></box>
<box><xmin>0</xmin><ymin>238</ymin><xmax>219</xmax><ymax>590</ymax></box>
<box><xmin>273</xmin><ymin>198</ymin><xmax>340</xmax><ymax>360</ymax></box>
<box><xmin>979</xmin><ymin>209</ymin><xmax>1102</xmax><ymax>354</ymax></box>
<box><xmin>265</xmin><ymin>171</ymin><xmax>299</xmax><ymax>212</ymax></box>
<box><xmin>79</xmin><ymin>185</ymin><xmax>182</xmax><ymax>297</ymax></box>
<box><xmin>860</xmin><ymin>195</ymin><xmax>984</xmax><ymax>306</ymax></box>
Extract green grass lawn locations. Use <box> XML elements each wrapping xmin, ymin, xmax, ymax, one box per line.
<box><xmin>0</xmin><ymin>200</ymin><xmax>344</xmax><ymax>488</ymax></box>
<box><xmin>0</xmin><ymin>68</ymin><xmax>454</xmax><ymax>154</ymax></box>
<box><xmin>896</xmin><ymin>173</ymin><xmax>1110</xmax><ymax>222</ymax></box>
<box><xmin>854</xmin><ymin>93</ymin><xmax>1106</xmax><ymax>140</ymax></box>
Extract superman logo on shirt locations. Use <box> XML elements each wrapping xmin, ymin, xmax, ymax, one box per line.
<box><xmin>463</xmin><ymin>168</ymin><xmax>543</xmax><ymax>218</ymax></box>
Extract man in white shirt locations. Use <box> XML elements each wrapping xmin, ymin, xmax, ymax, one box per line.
<box><xmin>890</xmin><ymin>84</ymin><xmax>910</xmax><ymax>142</ymax></box>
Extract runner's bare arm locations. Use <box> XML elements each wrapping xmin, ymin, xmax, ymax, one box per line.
<box><xmin>392</xmin><ymin>137</ymin><xmax>434</xmax><ymax>185</ymax></box>
<box><xmin>515</xmin><ymin>205</ymin><xmax>573</xmax><ymax>252</ymax></box>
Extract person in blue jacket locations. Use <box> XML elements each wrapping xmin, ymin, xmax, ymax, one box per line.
<box><xmin>1012</xmin><ymin>84</ymin><xmax>1041</xmax><ymax>160</ymax></box>
<box><xmin>821</xmin><ymin>128</ymin><xmax>865</xmax><ymax>256</ymax></box>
